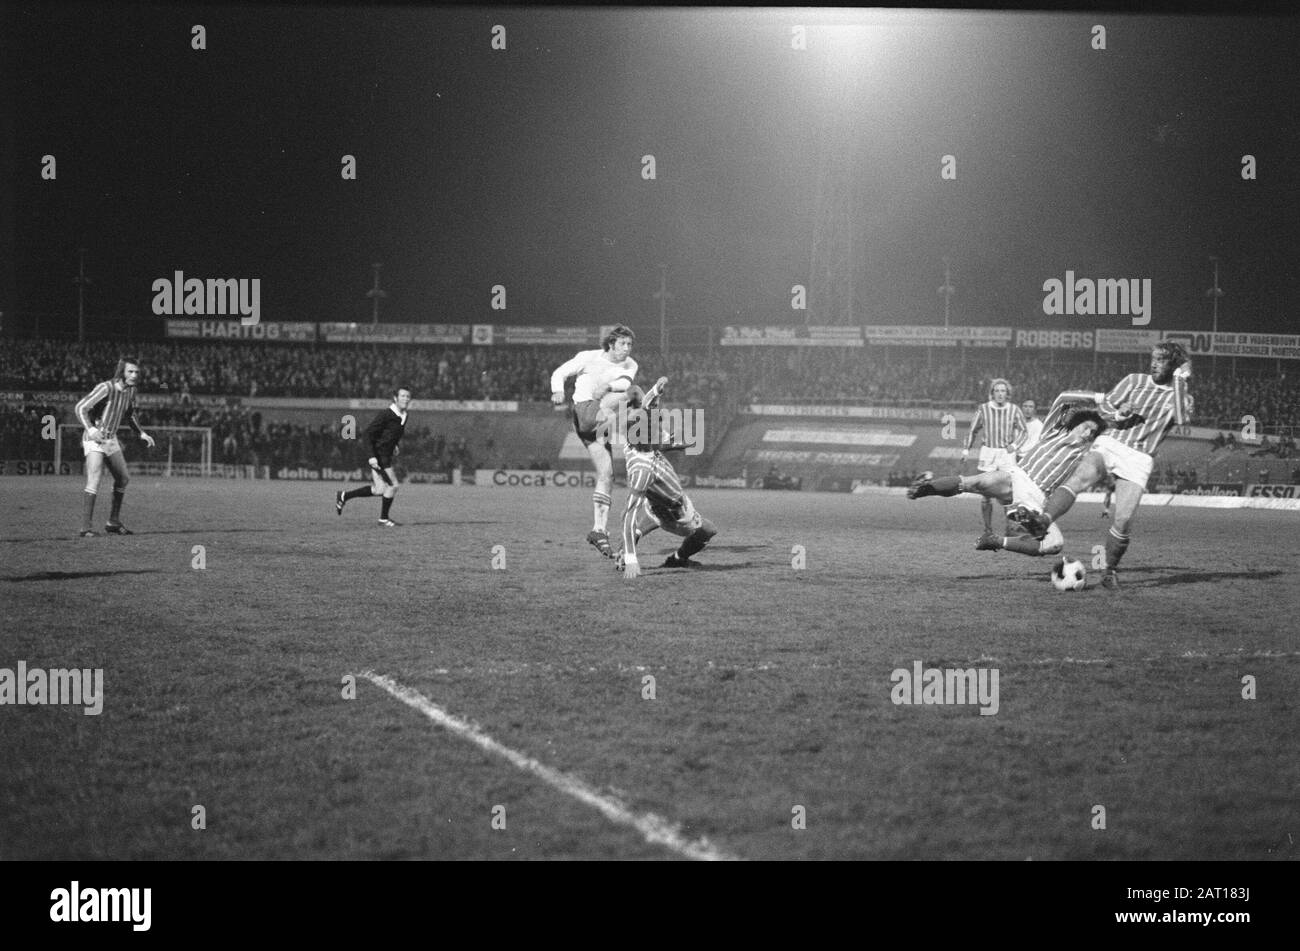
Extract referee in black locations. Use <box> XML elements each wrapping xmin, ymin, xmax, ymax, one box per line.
<box><xmin>336</xmin><ymin>386</ymin><xmax>412</xmax><ymax>526</ymax></box>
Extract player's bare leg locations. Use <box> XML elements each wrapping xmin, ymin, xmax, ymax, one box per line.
<box><xmin>80</xmin><ymin>451</ymin><xmax>106</xmax><ymax>536</ymax></box>
<box><xmin>103</xmin><ymin>451</ymin><xmax>134</xmax><ymax>534</ymax></box>
<box><xmin>586</xmin><ymin>440</ymin><xmax>615</xmax><ymax>556</ymax></box>
<box><xmin>993</xmin><ymin>522</ymin><xmax>1064</xmax><ymax>556</ymax></box>
<box><xmin>1097</xmin><ymin>478</ymin><xmax>1142</xmax><ymax>588</ymax></box>
<box><xmin>910</xmin><ymin>472</ymin><xmax>969</xmax><ymax>499</ymax></box>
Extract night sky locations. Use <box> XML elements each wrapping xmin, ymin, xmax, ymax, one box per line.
<box><xmin>4</xmin><ymin>4</ymin><xmax>1298</xmax><ymax>337</ymax></box>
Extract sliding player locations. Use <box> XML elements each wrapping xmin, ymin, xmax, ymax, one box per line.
<box><xmin>963</xmin><ymin>379</ymin><xmax>1028</xmax><ymax>536</ymax></box>
<box><xmin>74</xmin><ymin>357</ymin><xmax>156</xmax><ymax>537</ymax></box>
<box><xmin>335</xmin><ymin>386</ymin><xmax>411</xmax><ymax>527</ymax></box>
<box><xmin>550</xmin><ymin>325</ymin><xmax>638</xmax><ymax>557</ymax></box>
<box><xmin>611</xmin><ymin>382</ymin><xmax>717</xmax><ymax>579</ymax></box>
<box><xmin>1010</xmin><ymin>343</ymin><xmax>1193</xmax><ymax>589</ymax></box>
<box><xmin>909</xmin><ymin>397</ymin><xmax>1106</xmax><ymax>557</ymax></box>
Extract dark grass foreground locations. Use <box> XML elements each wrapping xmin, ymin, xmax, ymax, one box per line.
<box><xmin>1</xmin><ymin>479</ymin><xmax>1296</xmax><ymax>860</ymax></box>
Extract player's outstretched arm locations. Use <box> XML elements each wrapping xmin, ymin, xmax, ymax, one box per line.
<box><xmin>620</xmin><ymin>489</ymin><xmax>645</xmax><ymax>579</ymax></box>
<box><xmin>1056</xmin><ymin>390</ymin><xmax>1104</xmax><ymax>406</ymax></box>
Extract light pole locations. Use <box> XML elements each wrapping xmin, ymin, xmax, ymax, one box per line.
<box><xmin>936</xmin><ymin>257</ymin><xmax>956</xmax><ymax>369</ymax></box>
<box><xmin>1206</xmin><ymin>256</ymin><xmax>1223</xmax><ymax>374</ymax></box>
<box><xmin>366</xmin><ymin>263</ymin><xmax>387</xmax><ymax>324</ymax></box>
<box><xmin>939</xmin><ymin>256</ymin><xmax>955</xmax><ymax>329</ymax></box>
<box><xmin>73</xmin><ymin>248</ymin><xmax>91</xmax><ymax>343</ymax></box>
<box><xmin>653</xmin><ymin>264</ymin><xmax>673</xmax><ymax>355</ymax></box>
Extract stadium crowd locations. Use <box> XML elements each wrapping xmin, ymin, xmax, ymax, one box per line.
<box><xmin>3</xmin><ymin>336</ymin><xmax>1297</xmax><ymax>436</ymax></box>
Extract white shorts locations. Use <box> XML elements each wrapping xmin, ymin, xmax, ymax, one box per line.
<box><xmin>1089</xmin><ymin>434</ymin><xmax>1153</xmax><ymax>488</ymax></box>
<box><xmin>1006</xmin><ymin>464</ymin><xmax>1046</xmax><ymax>511</ymax></box>
<box><xmin>83</xmin><ymin>436</ymin><xmax>122</xmax><ymax>457</ymax></box>
<box><xmin>978</xmin><ymin>446</ymin><xmax>1015</xmax><ymax>473</ymax></box>
<box><xmin>645</xmin><ymin>493</ymin><xmax>702</xmax><ymax>536</ymax></box>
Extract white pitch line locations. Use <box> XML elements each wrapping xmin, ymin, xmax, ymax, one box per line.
<box><xmin>359</xmin><ymin>670</ymin><xmax>740</xmax><ymax>862</ymax></box>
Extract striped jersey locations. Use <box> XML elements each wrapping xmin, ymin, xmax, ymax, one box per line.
<box><xmin>1101</xmin><ymin>374</ymin><xmax>1192</xmax><ymax>456</ymax></box>
<box><xmin>967</xmin><ymin>400</ymin><xmax>1026</xmax><ymax>451</ymax></box>
<box><xmin>550</xmin><ymin>349</ymin><xmax>638</xmax><ymax>404</ymax></box>
<box><xmin>75</xmin><ymin>380</ymin><xmax>142</xmax><ymax>437</ymax></box>
<box><xmin>622</xmin><ymin>445</ymin><xmax>685</xmax><ymax>554</ymax></box>
<box><xmin>1020</xmin><ymin>425</ymin><xmax>1094</xmax><ymax>495</ymax></box>
<box><xmin>624</xmin><ymin>446</ymin><xmax>685</xmax><ymax>507</ymax></box>
<box><xmin>1017</xmin><ymin>394</ymin><xmax>1104</xmax><ymax>494</ymax></box>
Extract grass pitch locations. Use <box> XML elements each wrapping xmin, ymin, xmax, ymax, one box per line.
<box><xmin>2</xmin><ymin>479</ymin><xmax>1297</xmax><ymax>860</ymax></box>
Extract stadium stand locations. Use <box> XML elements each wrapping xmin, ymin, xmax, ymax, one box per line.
<box><xmin>3</xmin><ymin>337</ymin><xmax>1297</xmax><ymax>483</ymax></box>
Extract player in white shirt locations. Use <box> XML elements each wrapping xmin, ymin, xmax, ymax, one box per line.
<box><xmin>1018</xmin><ymin>399</ymin><xmax>1044</xmax><ymax>457</ymax></box>
<box><xmin>550</xmin><ymin>325</ymin><xmax>638</xmax><ymax>557</ymax></box>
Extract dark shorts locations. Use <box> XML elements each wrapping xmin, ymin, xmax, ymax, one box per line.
<box><xmin>571</xmin><ymin>400</ymin><xmax>603</xmax><ymax>446</ymax></box>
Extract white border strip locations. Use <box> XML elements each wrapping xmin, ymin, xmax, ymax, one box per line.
<box><xmin>359</xmin><ymin>670</ymin><xmax>740</xmax><ymax>862</ymax></box>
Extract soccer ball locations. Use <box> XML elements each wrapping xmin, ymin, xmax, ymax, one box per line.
<box><xmin>1050</xmin><ymin>557</ymin><xmax>1087</xmax><ymax>592</ymax></box>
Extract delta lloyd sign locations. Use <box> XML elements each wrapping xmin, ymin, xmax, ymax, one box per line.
<box><xmin>1042</xmin><ymin>271</ymin><xmax>1151</xmax><ymax>326</ymax></box>
<box><xmin>152</xmin><ymin>271</ymin><xmax>261</xmax><ymax>325</ymax></box>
